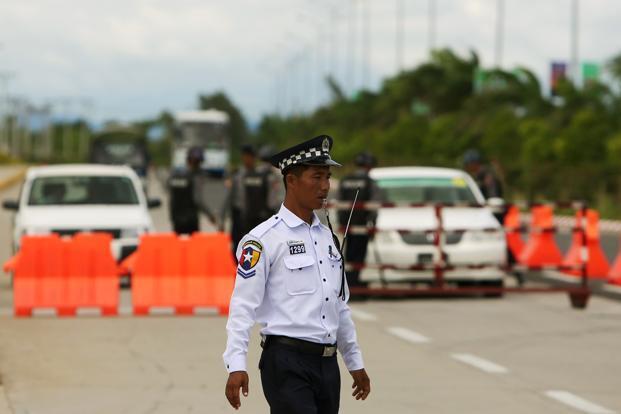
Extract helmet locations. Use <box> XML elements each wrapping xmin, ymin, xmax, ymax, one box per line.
<box><xmin>354</xmin><ymin>151</ymin><xmax>377</xmax><ymax>168</ymax></box>
<box><xmin>462</xmin><ymin>149</ymin><xmax>482</xmax><ymax>166</ymax></box>
<box><xmin>258</xmin><ymin>144</ymin><xmax>275</xmax><ymax>162</ymax></box>
<box><xmin>241</xmin><ymin>143</ymin><xmax>256</xmax><ymax>156</ymax></box>
<box><xmin>186</xmin><ymin>146</ymin><xmax>204</xmax><ymax>163</ymax></box>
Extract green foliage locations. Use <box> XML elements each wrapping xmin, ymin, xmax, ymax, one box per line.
<box><xmin>255</xmin><ymin>48</ymin><xmax>621</xmax><ymax>218</ymax></box>
<box><xmin>199</xmin><ymin>91</ymin><xmax>249</xmax><ymax>164</ymax></box>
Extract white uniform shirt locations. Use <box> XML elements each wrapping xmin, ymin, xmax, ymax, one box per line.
<box><xmin>223</xmin><ymin>204</ymin><xmax>364</xmax><ymax>373</ymax></box>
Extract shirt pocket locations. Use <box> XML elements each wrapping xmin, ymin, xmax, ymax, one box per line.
<box><xmin>328</xmin><ymin>252</ymin><xmax>343</xmax><ymax>293</ymax></box>
<box><xmin>283</xmin><ymin>255</ymin><xmax>318</xmax><ymax>295</ymax></box>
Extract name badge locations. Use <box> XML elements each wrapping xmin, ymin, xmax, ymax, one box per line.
<box><xmin>287</xmin><ymin>240</ymin><xmax>306</xmax><ymax>255</ymax></box>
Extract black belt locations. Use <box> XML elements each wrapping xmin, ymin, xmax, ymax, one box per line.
<box><xmin>261</xmin><ymin>335</ymin><xmax>337</xmax><ymax>357</ymax></box>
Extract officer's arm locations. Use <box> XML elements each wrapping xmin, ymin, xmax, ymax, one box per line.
<box><xmin>223</xmin><ymin>236</ymin><xmax>268</xmax><ymax>407</ymax></box>
<box><xmin>336</xmin><ymin>299</ymin><xmax>370</xmax><ymax>400</ymax></box>
<box><xmin>336</xmin><ymin>298</ymin><xmax>364</xmax><ymax>371</ymax></box>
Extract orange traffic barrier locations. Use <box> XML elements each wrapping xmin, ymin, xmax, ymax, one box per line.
<box><xmin>518</xmin><ymin>205</ymin><xmax>563</xmax><ymax>267</ymax></box>
<box><xmin>607</xmin><ymin>234</ymin><xmax>621</xmax><ymax>285</ymax></box>
<box><xmin>562</xmin><ymin>209</ymin><xmax>610</xmax><ymax>279</ymax></box>
<box><xmin>504</xmin><ymin>205</ymin><xmax>525</xmax><ymax>259</ymax></box>
<box><xmin>3</xmin><ymin>233</ymin><xmax>118</xmax><ymax>316</ymax></box>
<box><xmin>128</xmin><ymin>232</ymin><xmax>236</xmax><ymax>316</ymax></box>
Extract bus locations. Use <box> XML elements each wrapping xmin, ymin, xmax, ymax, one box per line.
<box><xmin>172</xmin><ymin>109</ymin><xmax>230</xmax><ymax>176</ymax></box>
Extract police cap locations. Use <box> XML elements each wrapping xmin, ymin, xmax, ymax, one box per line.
<box><xmin>269</xmin><ymin>135</ymin><xmax>342</xmax><ymax>174</ymax></box>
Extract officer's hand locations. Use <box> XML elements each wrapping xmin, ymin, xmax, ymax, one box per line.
<box><xmin>350</xmin><ymin>368</ymin><xmax>371</xmax><ymax>400</ymax></box>
<box><xmin>225</xmin><ymin>371</ymin><xmax>249</xmax><ymax>409</ymax></box>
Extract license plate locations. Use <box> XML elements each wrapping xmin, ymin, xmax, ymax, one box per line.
<box><xmin>418</xmin><ymin>253</ymin><xmax>433</xmax><ymax>264</ymax></box>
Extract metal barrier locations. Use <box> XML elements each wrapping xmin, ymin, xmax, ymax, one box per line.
<box><xmin>328</xmin><ymin>200</ymin><xmax>592</xmax><ymax>309</ymax></box>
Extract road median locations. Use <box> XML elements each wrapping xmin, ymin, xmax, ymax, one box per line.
<box><xmin>0</xmin><ymin>167</ymin><xmax>27</xmax><ymax>193</ymax></box>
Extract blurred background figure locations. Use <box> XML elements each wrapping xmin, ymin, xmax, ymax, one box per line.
<box><xmin>222</xmin><ymin>144</ymin><xmax>274</xmax><ymax>258</ymax></box>
<box><xmin>462</xmin><ymin>149</ymin><xmax>504</xmax><ymax>200</ymax></box>
<box><xmin>338</xmin><ymin>151</ymin><xmax>382</xmax><ymax>293</ymax></box>
<box><xmin>168</xmin><ymin>146</ymin><xmax>216</xmax><ymax>235</ymax></box>
<box><xmin>258</xmin><ymin>144</ymin><xmax>285</xmax><ymax>216</ymax></box>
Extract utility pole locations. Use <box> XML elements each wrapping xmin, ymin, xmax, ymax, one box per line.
<box><xmin>361</xmin><ymin>0</ymin><xmax>371</xmax><ymax>90</ymax></box>
<box><xmin>347</xmin><ymin>0</ymin><xmax>357</xmax><ymax>96</ymax></box>
<box><xmin>570</xmin><ymin>0</ymin><xmax>580</xmax><ymax>84</ymax></box>
<box><xmin>396</xmin><ymin>0</ymin><xmax>404</xmax><ymax>72</ymax></box>
<box><xmin>0</xmin><ymin>71</ymin><xmax>14</xmax><ymax>155</ymax></box>
<box><xmin>494</xmin><ymin>0</ymin><xmax>505</xmax><ymax>67</ymax></box>
<box><xmin>428</xmin><ymin>0</ymin><xmax>437</xmax><ymax>56</ymax></box>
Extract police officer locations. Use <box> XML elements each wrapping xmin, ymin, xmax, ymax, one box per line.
<box><xmin>338</xmin><ymin>151</ymin><xmax>382</xmax><ymax>290</ymax></box>
<box><xmin>224</xmin><ymin>135</ymin><xmax>371</xmax><ymax>413</ymax></box>
<box><xmin>168</xmin><ymin>146</ymin><xmax>216</xmax><ymax>234</ymax></box>
<box><xmin>462</xmin><ymin>149</ymin><xmax>503</xmax><ymax>200</ymax></box>
<box><xmin>258</xmin><ymin>144</ymin><xmax>285</xmax><ymax>216</ymax></box>
<box><xmin>223</xmin><ymin>144</ymin><xmax>273</xmax><ymax>256</ymax></box>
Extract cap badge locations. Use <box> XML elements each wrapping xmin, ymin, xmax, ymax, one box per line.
<box><xmin>322</xmin><ymin>138</ymin><xmax>330</xmax><ymax>152</ymax></box>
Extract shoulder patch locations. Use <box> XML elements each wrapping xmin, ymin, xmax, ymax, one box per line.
<box><xmin>249</xmin><ymin>215</ymin><xmax>281</xmax><ymax>238</ymax></box>
<box><xmin>237</xmin><ymin>239</ymin><xmax>263</xmax><ymax>279</ymax></box>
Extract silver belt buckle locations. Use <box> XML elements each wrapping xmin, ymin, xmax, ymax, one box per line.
<box><xmin>323</xmin><ymin>346</ymin><xmax>336</xmax><ymax>357</ymax></box>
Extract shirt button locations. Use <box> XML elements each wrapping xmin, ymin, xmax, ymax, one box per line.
<box><xmin>275</xmin><ymin>216</ymin><xmax>279</xmax><ymax>219</ymax></box>
<box><xmin>323</xmin><ymin>278</ymin><xmax>326</xmax><ymax>282</ymax></box>
<box><xmin>320</xmin><ymin>260</ymin><xmax>323</xmax><ymax>264</ymax></box>
<box><xmin>325</xmin><ymin>297</ymin><xmax>329</xmax><ymax>301</ymax></box>
<box><xmin>322</xmin><ymin>315</ymin><xmax>325</xmax><ymax>319</ymax></box>
<box><xmin>328</xmin><ymin>334</ymin><xmax>331</xmax><ymax>337</ymax></box>
<box><xmin>315</xmin><ymin>241</ymin><xmax>317</xmax><ymax>245</ymax></box>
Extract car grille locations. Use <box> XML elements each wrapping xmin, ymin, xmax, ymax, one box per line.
<box><xmin>51</xmin><ymin>228</ymin><xmax>122</xmax><ymax>239</ymax></box>
<box><xmin>399</xmin><ymin>231</ymin><xmax>463</xmax><ymax>245</ymax></box>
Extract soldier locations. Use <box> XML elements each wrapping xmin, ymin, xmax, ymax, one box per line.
<box><xmin>224</xmin><ymin>135</ymin><xmax>371</xmax><ymax>413</ymax></box>
<box><xmin>168</xmin><ymin>146</ymin><xmax>216</xmax><ymax>234</ymax></box>
<box><xmin>337</xmin><ymin>151</ymin><xmax>382</xmax><ymax>291</ymax></box>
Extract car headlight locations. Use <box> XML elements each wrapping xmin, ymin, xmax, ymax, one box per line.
<box><xmin>464</xmin><ymin>229</ymin><xmax>505</xmax><ymax>242</ymax></box>
<box><xmin>120</xmin><ymin>228</ymin><xmax>146</xmax><ymax>238</ymax></box>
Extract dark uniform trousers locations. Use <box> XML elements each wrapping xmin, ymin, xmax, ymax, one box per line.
<box><xmin>260</xmin><ymin>342</ymin><xmax>341</xmax><ymax>414</ymax></box>
<box><xmin>345</xmin><ymin>234</ymin><xmax>370</xmax><ymax>287</ymax></box>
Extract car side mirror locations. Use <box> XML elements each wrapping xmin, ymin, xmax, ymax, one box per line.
<box><xmin>486</xmin><ymin>197</ymin><xmax>505</xmax><ymax>208</ymax></box>
<box><xmin>147</xmin><ymin>198</ymin><xmax>161</xmax><ymax>209</ymax></box>
<box><xmin>2</xmin><ymin>199</ymin><xmax>19</xmax><ymax>211</ymax></box>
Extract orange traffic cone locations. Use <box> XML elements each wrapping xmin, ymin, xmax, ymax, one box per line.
<box><xmin>518</xmin><ymin>205</ymin><xmax>563</xmax><ymax>267</ymax></box>
<box><xmin>607</xmin><ymin>235</ymin><xmax>621</xmax><ymax>285</ymax></box>
<box><xmin>504</xmin><ymin>205</ymin><xmax>525</xmax><ymax>260</ymax></box>
<box><xmin>562</xmin><ymin>209</ymin><xmax>610</xmax><ymax>279</ymax></box>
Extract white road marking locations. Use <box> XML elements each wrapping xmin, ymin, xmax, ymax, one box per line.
<box><xmin>386</xmin><ymin>326</ymin><xmax>431</xmax><ymax>343</ymax></box>
<box><xmin>350</xmin><ymin>308</ymin><xmax>378</xmax><ymax>322</ymax></box>
<box><xmin>545</xmin><ymin>390</ymin><xmax>616</xmax><ymax>414</ymax></box>
<box><xmin>451</xmin><ymin>353</ymin><xmax>508</xmax><ymax>374</ymax></box>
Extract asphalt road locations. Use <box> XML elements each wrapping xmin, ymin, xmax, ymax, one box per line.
<box><xmin>0</xmin><ymin>170</ymin><xmax>620</xmax><ymax>413</ymax></box>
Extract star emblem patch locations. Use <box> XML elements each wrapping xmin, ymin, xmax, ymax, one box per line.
<box><xmin>237</xmin><ymin>240</ymin><xmax>263</xmax><ymax>278</ymax></box>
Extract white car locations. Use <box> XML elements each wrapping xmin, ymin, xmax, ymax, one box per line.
<box><xmin>360</xmin><ymin>167</ymin><xmax>507</xmax><ymax>287</ymax></box>
<box><xmin>2</xmin><ymin>164</ymin><xmax>160</xmax><ymax>261</ymax></box>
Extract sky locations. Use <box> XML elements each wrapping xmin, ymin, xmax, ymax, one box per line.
<box><xmin>0</xmin><ymin>0</ymin><xmax>619</xmax><ymax>126</ymax></box>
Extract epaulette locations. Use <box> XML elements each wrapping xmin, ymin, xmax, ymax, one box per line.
<box><xmin>249</xmin><ymin>215</ymin><xmax>281</xmax><ymax>239</ymax></box>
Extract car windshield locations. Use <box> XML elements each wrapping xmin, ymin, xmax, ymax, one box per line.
<box><xmin>28</xmin><ymin>175</ymin><xmax>139</xmax><ymax>206</ymax></box>
<box><xmin>376</xmin><ymin>176</ymin><xmax>478</xmax><ymax>204</ymax></box>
